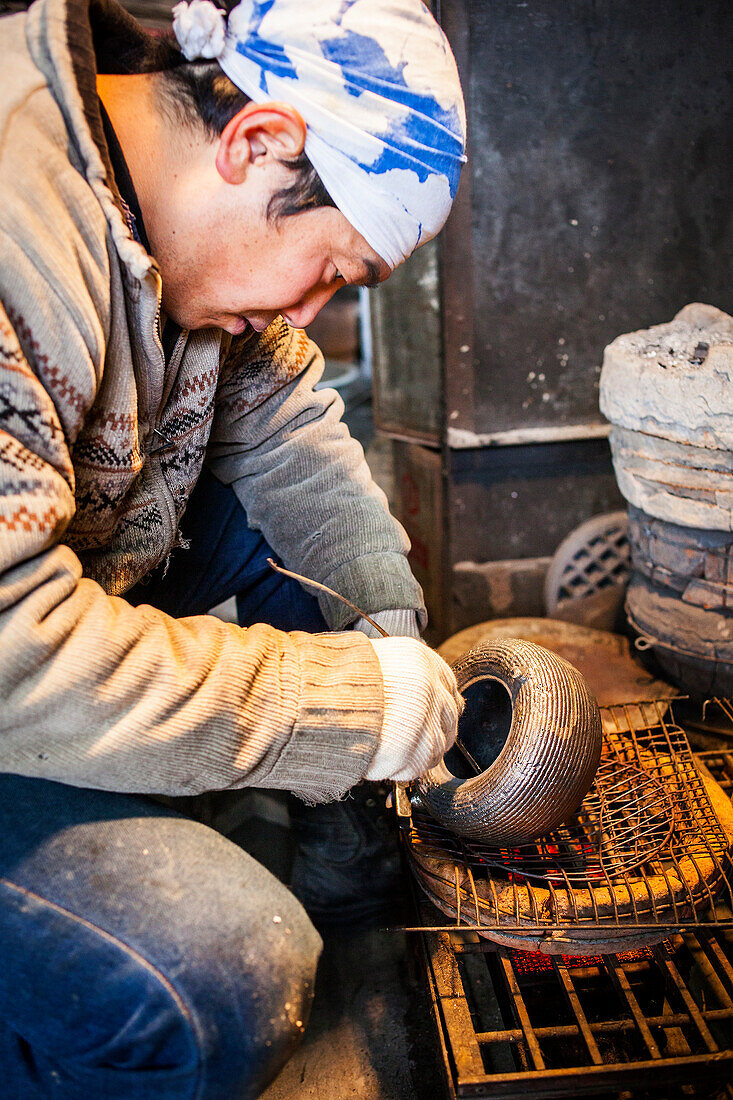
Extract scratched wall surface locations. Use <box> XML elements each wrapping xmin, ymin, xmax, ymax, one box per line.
<box><xmin>371</xmin><ymin>240</ymin><xmax>442</xmax><ymax>445</ymax></box>
<box><xmin>456</xmin><ymin>0</ymin><xmax>733</xmax><ymax>439</ymax></box>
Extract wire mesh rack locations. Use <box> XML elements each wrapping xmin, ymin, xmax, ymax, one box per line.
<box><xmin>399</xmin><ymin>700</ymin><xmax>733</xmax><ymax>943</ymax></box>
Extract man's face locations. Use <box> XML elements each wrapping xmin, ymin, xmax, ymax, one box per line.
<box><xmin>152</xmin><ymin>176</ymin><xmax>391</xmax><ymax>335</ymax></box>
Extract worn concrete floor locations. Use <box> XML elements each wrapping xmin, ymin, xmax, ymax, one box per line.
<box><xmin>260</xmin><ymin>923</ymin><xmax>441</xmax><ymax>1100</ymax></box>
<box><xmin>222</xmin><ymin>802</ymin><xmax>444</xmax><ymax>1100</ymax></box>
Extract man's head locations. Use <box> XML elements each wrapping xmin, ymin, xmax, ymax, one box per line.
<box><xmin>132</xmin><ymin>45</ymin><xmax>386</xmax><ymax>333</ymax></box>
<box><xmin>108</xmin><ymin>0</ymin><xmax>465</xmax><ymax>333</ymax></box>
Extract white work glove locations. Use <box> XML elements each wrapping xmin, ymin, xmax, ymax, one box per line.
<box><xmin>353</xmin><ymin>609</ymin><xmax>422</xmax><ymax>640</ymax></box>
<box><xmin>366</xmin><ymin>637</ymin><xmax>463</xmax><ymax>781</ymax></box>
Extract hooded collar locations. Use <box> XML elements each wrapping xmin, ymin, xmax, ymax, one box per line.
<box><xmin>25</xmin><ymin>0</ymin><xmax>158</xmax><ymax>282</ymax></box>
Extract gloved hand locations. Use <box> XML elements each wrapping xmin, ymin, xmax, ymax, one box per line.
<box><xmin>365</xmin><ymin>637</ymin><xmax>463</xmax><ymax>781</ymax></box>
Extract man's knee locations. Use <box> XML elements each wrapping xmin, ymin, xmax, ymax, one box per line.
<box><xmin>0</xmin><ymin>796</ymin><xmax>321</xmax><ymax>1099</ymax></box>
<box><xmin>85</xmin><ymin>817</ymin><xmax>323</xmax><ymax>1098</ymax></box>
<box><xmin>0</xmin><ymin>875</ymin><xmax>320</xmax><ymax>1099</ymax></box>
<box><xmin>173</xmin><ymin>858</ymin><xmax>322</xmax><ymax>1098</ymax></box>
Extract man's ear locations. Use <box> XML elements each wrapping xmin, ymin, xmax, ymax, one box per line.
<box><xmin>215</xmin><ymin>101</ymin><xmax>307</xmax><ymax>185</ymax></box>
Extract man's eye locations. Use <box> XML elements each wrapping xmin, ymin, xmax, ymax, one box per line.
<box><xmin>333</xmin><ymin>270</ymin><xmax>345</xmax><ymax>283</ymax></box>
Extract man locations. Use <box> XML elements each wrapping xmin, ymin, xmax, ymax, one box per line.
<box><xmin>0</xmin><ymin>0</ymin><xmax>466</xmax><ymax>1094</ymax></box>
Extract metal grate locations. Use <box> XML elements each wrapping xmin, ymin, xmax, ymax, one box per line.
<box><xmin>543</xmin><ymin>511</ymin><xmax>630</xmax><ymax>614</ymax></box>
<box><xmin>412</xmin><ymin>751</ymin><xmax>733</xmax><ymax>1100</ymax></box>
<box><xmin>699</xmin><ymin>749</ymin><xmax>733</xmax><ymax>801</ymax></box>
<box><xmin>401</xmin><ymin>701</ymin><xmax>733</xmax><ymax>939</ymax></box>
<box><xmin>418</xmin><ymin>911</ymin><xmax>733</xmax><ymax>1099</ymax></box>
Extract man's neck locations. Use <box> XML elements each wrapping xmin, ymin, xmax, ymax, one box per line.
<box><xmin>96</xmin><ymin>73</ymin><xmax>194</xmax><ymax>261</ymax></box>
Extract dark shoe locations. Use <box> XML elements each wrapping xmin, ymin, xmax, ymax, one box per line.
<box><xmin>288</xmin><ymin>782</ymin><xmax>404</xmax><ymax>927</ymax></box>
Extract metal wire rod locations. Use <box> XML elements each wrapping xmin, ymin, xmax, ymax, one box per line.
<box><xmin>266</xmin><ymin>557</ymin><xmax>390</xmax><ymax>636</ymax></box>
<box><xmin>267</xmin><ymin>557</ymin><xmax>480</xmax><ymax>771</ymax></box>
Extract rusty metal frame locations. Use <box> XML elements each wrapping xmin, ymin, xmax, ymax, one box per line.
<box><xmin>421</xmin><ymin>926</ymin><xmax>733</xmax><ymax>1098</ymax></box>
<box><xmin>409</xmin><ymin>752</ymin><xmax>733</xmax><ymax>1099</ymax></box>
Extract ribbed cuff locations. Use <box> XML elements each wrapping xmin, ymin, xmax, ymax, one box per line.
<box><xmin>318</xmin><ymin>552</ymin><xmax>427</xmax><ymax>631</ymax></box>
<box><xmin>263</xmin><ymin>631</ymin><xmax>384</xmax><ymax>803</ymax></box>
<box><xmin>353</xmin><ymin>608</ymin><xmax>421</xmax><ymax>639</ymax></box>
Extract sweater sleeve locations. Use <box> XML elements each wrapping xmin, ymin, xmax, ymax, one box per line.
<box><xmin>0</xmin><ymin>298</ymin><xmax>383</xmax><ymax>801</ymax></box>
<box><xmin>206</xmin><ymin>318</ymin><xmax>427</xmax><ymax>630</ymax></box>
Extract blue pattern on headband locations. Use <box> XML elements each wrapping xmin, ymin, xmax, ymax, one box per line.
<box><xmin>318</xmin><ymin>29</ymin><xmax>452</xmax><ymax>127</ymax></box>
<box><xmin>236</xmin><ymin>23</ymin><xmax>464</xmax><ymax>198</ymax></box>
<box><xmin>235</xmin><ymin>38</ymin><xmax>299</xmax><ymax>89</ymax></box>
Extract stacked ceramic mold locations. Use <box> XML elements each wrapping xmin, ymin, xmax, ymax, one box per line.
<box><xmin>600</xmin><ymin>303</ymin><xmax>733</xmax><ymax>698</ymax></box>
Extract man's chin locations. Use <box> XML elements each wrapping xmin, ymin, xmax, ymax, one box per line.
<box><xmin>210</xmin><ymin>314</ymin><xmax>279</xmax><ymax>335</ymax></box>
<box><xmin>159</xmin><ymin>302</ymin><xmax>280</xmax><ymax>335</ymax></box>
<box><xmin>243</xmin><ymin>313</ymin><xmax>281</xmax><ymax>333</ymax></box>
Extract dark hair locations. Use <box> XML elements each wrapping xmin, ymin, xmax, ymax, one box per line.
<box><xmin>148</xmin><ymin>37</ymin><xmax>336</xmax><ymax>222</ymax></box>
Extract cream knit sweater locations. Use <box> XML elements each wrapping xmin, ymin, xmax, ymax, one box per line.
<box><xmin>0</xmin><ymin>0</ymin><xmax>426</xmax><ymax>802</ymax></box>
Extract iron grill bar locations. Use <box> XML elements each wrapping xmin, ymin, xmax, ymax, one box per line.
<box><xmin>474</xmin><ymin>1007</ymin><xmax>733</xmax><ymax>1045</ymax></box>
<box><xmin>684</xmin><ymin>931</ymin><xmax>733</xmax><ymax>1008</ymax></box>
<box><xmin>602</xmin><ymin>951</ymin><xmax>662</xmax><ymax>1059</ymax></box>
<box><xmin>454</xmin><ymin>1055</ymin><xmax>733</xmax><ymax>1097</ymax></box>
<box><xmin>398</xmin><ymin>921</ymin><xmax>733</xmax><ymax>932</ymax></box>
<box><xmin>700</xmin><ymin>933</ymin><xmax>733</xmax><ymax>994</ymax></box>
<box><xmin>653</xmin><ymin>944</ymin><xmax>720</xmax><ymax>1053</ymax></box>
<box><xmin>424</xmin><ymin>925</ymin><xmax>486</xmax><ymax>1081</ymax></box>
<box><xmin>551</xmin><ymin>956</ymin><xmax>603</xmax><ymax>1065</ymax></box>
<box><xmin>496</xmin><ymin>949</ymin><xmax>545</xmax><ymax>1070</ymax></box>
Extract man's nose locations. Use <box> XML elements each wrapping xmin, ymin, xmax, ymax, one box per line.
<box><xmin>284</xmin><ymin>284</ymin><xmax>340</xmax><ymax>329</ymax></box>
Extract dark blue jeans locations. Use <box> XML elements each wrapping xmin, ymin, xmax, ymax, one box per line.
<box><xmin>1</xmin><ymin>469</ymin><xmax>328</xmax><ymax>1099</ymax></box>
